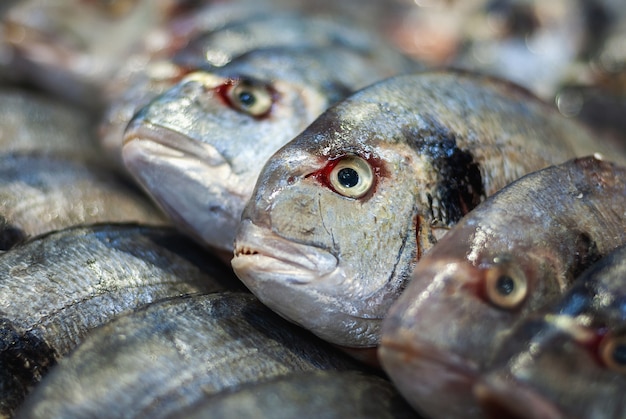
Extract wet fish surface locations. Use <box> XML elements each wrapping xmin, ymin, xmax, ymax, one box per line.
<box><xmin>232</xmin><ymin>71</ymin><xmax>623</xmax><ymax>350</ymax></box>
<box><xmin>379</xmin><ymin>156</ymin><xmax>626</xmax><ymax>419</ymax></box>
<box><xmin>123</xmin><ymin>44</ymin><xmax>417</xmax><ymax>256</ymax></box>
<box><xmin>16</xmin><ymin>292</ymin><xmax>363</xmax><ymax>419</ymax></box>
<box><xmin>0</xmin><ymin>223</ymin><xmax>241</xmax><ymax>417</ymax></box>
<box><xmin>103</xmin><ymin>8</ymin><xmax>419</xmax><ymax>168</ymax></box>
<box><xmin>2</xmin><ymin>0</ymin><xmax>186</xmax><ymax>109</ymax></box>
<box><xmin>0</xmin><ymin>152</ymin><xmax>168</xmax><ymax>250</ymax></box>
<box><xmin>474</xmin><ymin>244</ymin><xmax>626</xmax><ymax>419</ymax></box>
<box><xmin>0</xmin><ymin>89</ymin><xmax>101</xmax><ymax>162</ymax></box>
<box><xmin>168</xmin><ymin>370</ymin><xmax>421</xmax><ymax>419</ymax></box>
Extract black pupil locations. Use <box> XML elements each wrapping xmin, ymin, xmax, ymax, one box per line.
<box><xmin>238</xmin><ymin>90</ymin><xmax>256</xmax><ymax>107</ymax></box>
<box><xmin>337</xmin><ymin>168</ymin><xmax>359</xmax><ymax>188</ymax></box>
<box><xmin>613</xmin><ymin>344</ymin><xmax>626</xmax><ymax>365</ymax></box>
<box><xmin>496</xmin><ymin>275</ymin><xmax>515</xmax><ymax>296</ymax></box>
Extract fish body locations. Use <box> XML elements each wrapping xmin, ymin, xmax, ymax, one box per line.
<box><xmin>379</xmin><ymin>156</ymin><xmax>626</xmax><ymax>418</ymax></box>
<box><xmin>123</xmin><ymin>45</ymin><xmax>416</xmax><ymax>256</ymax></box>
<box><xmin>172</xmin><ymin>12</ymin><xmax>418</xmax><ymax>70</ymax></box>
<box><xmin>232</xmin><ymin>71</ymin><xmax>620</xmax><ymax>350</ymax></box>
<box><xmin>0</xmin><ymin>153</ymin><xmax>168</xmax><ymax>250</ymax></box>
<box><xmin>0</xmin><ymin>224</ymin><xmax>238</xmax><ymax>417</ymax></box>
<box><xmin>169</xmin><ymin>370</ymin><xmax>420</xmax><ymax>419</ymax></box>
<box><xmin>16</xmin><ymin>292</ymin><xmax>362</xmax><ymax>419</ymax></box>
<box><xmin>0</xmin><ymin>89</ymin><xmax>101</xmax><ymax>162</ymax></box>
<box><xmin>474</xmin><ymin>244</ymin><xmax>626</xmax><ymax>419</ymax></box>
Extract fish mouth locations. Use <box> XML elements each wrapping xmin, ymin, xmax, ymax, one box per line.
<box><xmin>123</xmin><ymin>121</ymin><xmax>229</xmax><ymax>167</ymax></box>
<box><xmin>380</xmin><ymin>336</ymin><xmax>479</xmax><ymax>382</ymax></box>
<box><xmin>232</xmin><ymin>219</ymin><xmax>338</xmax><ymax>285</ymax></box>
<box><xmin>379</xmin><ymin>336</ymin><xmax>481</xmax><ymax>416</ymax></box>
<box><xmin>474</xmin><ymin>375</ymin><xmax>565</xmax><ymax>419</ymax></box>
<box><xmin>122</xmin><ymin>120</ymin><xmax>246</xmax><ymax>253</ymax></box>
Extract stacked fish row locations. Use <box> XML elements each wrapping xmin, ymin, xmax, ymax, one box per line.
<box><xmin>1</xmin><ymin>0</ymin><xmax>626</xmax><ymax>418</ymax></box>
<box><xmin>0</xmin><ymin>1</ymin><xmax>423</xmax><ymax>418</ymax></box>
<box><xmin>380</xmin><ymin>156</ymin><xmax>626</xmax><ymax>418</ymax></box>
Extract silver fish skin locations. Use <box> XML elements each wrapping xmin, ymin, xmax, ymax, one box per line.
<box><xmin>0</xmin><ymin>223</ymin><xmax>240</xmax><ymax>418</ymax></box>
<box><xmin>15</xmin><ymin>292</ymin><xmax>363</xmax><ymax>419</ymax></box>
<box><xmin>0</xmin><ymin>153</ymin><xmax>168</xmax><ymax>250</ymax></box>
<box><xmin>474</xmin><ymin>244</ymin><xmax>626</xmax><ymax>419</ymax></box>
<box><xmin>98</xmin><ymin>1</ymin><xmax>276</xmax><ymax>167</ymax></box>
<box><xmin>379</xmin><ymin>156</ymin><xmax>626</xmax><ymax>419</ymax></box>
<box><xmin>231</xmin><ymin>71</ymin><xmax>621</xmax><ymax>350</ymax></box>
<box><xmin>103</xmin><ymin>9</ymin><xmax>420</xmax><ymax>169</ymax></box>
<box><xmin>168</xmin><ymin>370</ymin><xmax>421</xmax><ymax>419</ymax></box>
<box><xmin>3</xmin><ymin>0</ymin><xmax>184</xmax><ymax>108</ymax></box>
<box><xmin>172</xmin><ymin>11</ymin><xmax>418</xmax><ymax>70</ymax></box>
<box><xmin>0</xmin><ymin>89</ymin><xmax>101</xmax><ymax>162</ymax></box>
<box><xmin>123</xmin><ymin>45</ymin><xmax>416</xmax><ymax>256</ymax></box>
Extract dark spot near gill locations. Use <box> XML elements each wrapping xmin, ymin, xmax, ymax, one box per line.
<box><xmin>405</xmin><ymin>118</ymin><xmax>485</xmax><ymax>225</ymax></box>
<box><xmin>0</xmin><ymin>219</ymin><xmax>26</xmax><ymax>251</ymax></box>
<box><xmin>477</xmin><ymin>392</ymin><xmax>529</xmax><ymax>419</ymax></box>
<box><xmin>568</xmin><ymin>231</ymin><xmax>601</xmax><ymax>280</ymax></box>
<box><xmin>1</xmin><ymin>318</ymin><xmax>58</xmax><ymax>415</ymax></box>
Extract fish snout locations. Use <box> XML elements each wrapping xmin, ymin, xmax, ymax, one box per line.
<box><xmin>474</xmin><ymin>374</ymin><xmax>565</xmax><ymax>419</ymax></box>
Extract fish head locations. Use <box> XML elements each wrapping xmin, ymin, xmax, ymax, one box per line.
<box><xmin>123</xmin><ymin>70</ymin><xmax>329</xmax><ymax>253</ymax></box>
<box><xmin>475</xmin><ymin>314</ymin><xmax>626</xmax><ymax>419</ymax></box>
<box><xmin>378</xmin><ymin>212</ymin><xmax>574</xmax><ymax>417</ymax></box>
<box><xmin>232</xmin><ymin>100</ymin><xmax>428</xmax><ymax>348</ymax></box>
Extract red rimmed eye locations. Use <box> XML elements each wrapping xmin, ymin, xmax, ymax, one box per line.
<box><xmin>219</xmin><ymin>78</ymin><xmax>274</xmax><ymax>118</ymax></box>
<box><xmin>318</xmin><ymin>155</ymin><xmax>375</xmax><ymax>199</ymax></box>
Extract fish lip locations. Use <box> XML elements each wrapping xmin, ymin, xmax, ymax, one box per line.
<box><xmin>474</xmin><ymin>376</ymin><xmax>566</xmax><ymax>419</ymax></box>
<box><xmin>123</xmin><ymin>120</ymin><xmax>228</xmax><ymax>167</ymax></box>
<box><xmin>380</xmin><ymin>335</ymin><xmax>479</xmax><ymax>383</ymax></box>
<box><xmin>232</xmin><ymin>219</ymin><xmax>338</xmax><ymax>285</ymax></box>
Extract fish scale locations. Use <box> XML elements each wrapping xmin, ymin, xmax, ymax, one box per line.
<box><xmin>0</xmin><ymin>224</ymin><xmax>241</xmax><ymax>417</ymax></box>
<box><xmin>14</xmin><ymin>292</ymin><xmax>364</xmax><ymax>419</ymax></box>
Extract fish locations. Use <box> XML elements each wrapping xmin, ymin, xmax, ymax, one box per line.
<box><xmin>122</xmin><ymin>44</ymin><xmax>418</xmax><ymax>257</ymax></box>
<box><xmin>378</xmin><ymin>156</ymin><xmax>626</xmax><ymax>419</ymax></box>
<box><xmin>0</xmin><ymin>88</ymin><xmax>101</xmax><ymax>162</ymax></box>
<box><xmin>15</xmin><ymin>292</ymin><xmax>363</xmax><ymax>419</ymax></box>
<box><xmin>2</xmin><ymin>0</ymin><xmax>186</xmax><ymax>109</ymax></box>
<box><xmin>474</xmin><ymin>244</ymin><xmax>626</xmax><ymax>419</ymax></box>
<box><xmin>231</xmin><ymin>71</ymin><xmax>623</xmax><ymax>351</ymax></box>
<box><xmin>0</xmin><ymin>152</ymin><xmax>168</xmax><ymax>251</ymax></box>
<box><xmin>169</xmin><ymin>370</ymin><xmax>421</xmax><ymax>419</ymax></box>
<box><xmin>0</xmin><ymin>223</ymin><xmax>240</xmax><ymax>417</ymax></box>
<box><xmin>103</xmin><ymin>8</ymin><xmax>419</xmax><ymax>168</ymax></box>
<box><xmin>171</xmin><ymin>11</ymin><xmax>418</xmax><ymax>70</ymax></box>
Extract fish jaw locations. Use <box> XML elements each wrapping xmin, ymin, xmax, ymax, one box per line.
<box><xmin>378</xmin><ymin>338</ymin><xmax>483</xmax><ymax>419</ymax></box>
<box><xmin>379</xmin><ymin>257</ymin><xmax>521</xmax><ymax>418</ymax></box>
<box><xmin>123</xmin><ymin>122</ymin><xmax>243</xmax><ymax>253</ymax></box>
<box><xmin>233</xmin><ymin>219</ymin><xmax>387</xmax><ymax>347</ymax></box>
<box><xmin>233</xmin><ymin>219</ymin><xmax>338</xmax><ymax>285</ymax></box>
<box><xmin>474</xmin><ymin>374</ymin><xmax>566</xmax><ymax>419</ymax></box>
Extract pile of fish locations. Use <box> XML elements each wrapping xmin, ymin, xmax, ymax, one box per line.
<box><xmin>1</xmin><ymin>0</ymin><xmax>626</xmax><ymax>418</ymax></box>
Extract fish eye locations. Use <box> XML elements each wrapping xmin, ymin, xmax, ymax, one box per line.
<box><xmin>225</xmin><ymin>79</ymin><xmax>273</xmax><ymax>117</ymax></box>
<box><xmin>328</xmin><ymin>156</ymin><xmax>374</xmax><ymax>199</ymax></box>
<box><xmin>599</xmin><ymin>334</ymin><xmax>626</xmax><ymax>373</ymax></box>
<box><xmin>484</xmin><ymin>257</ymin><xmax>528</xmax><ymax>310</ymax></box>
